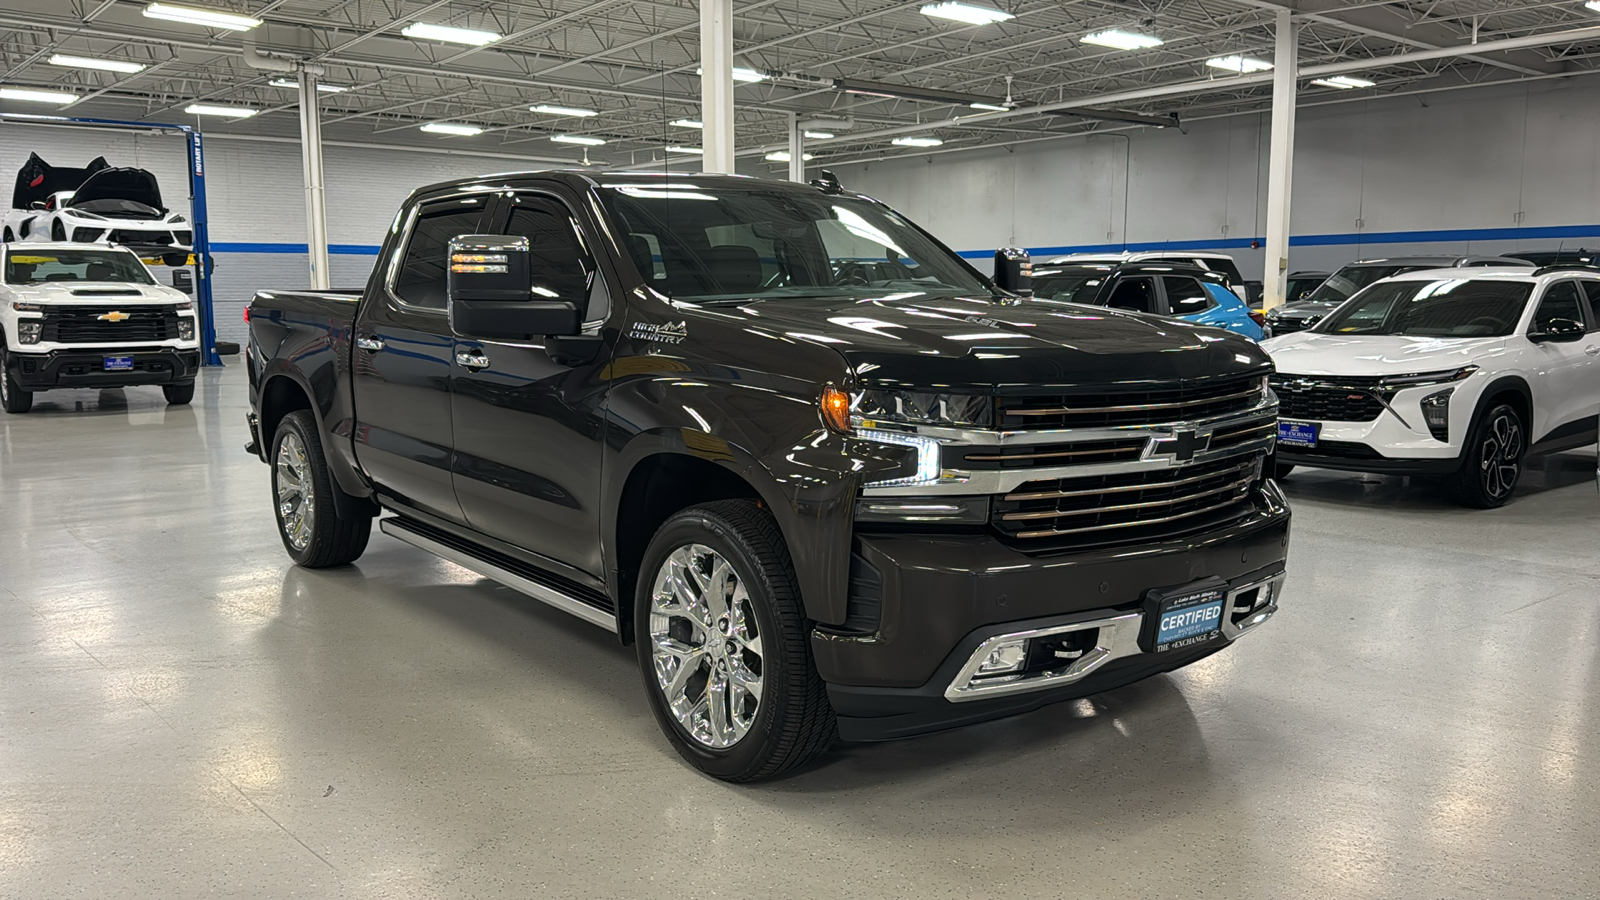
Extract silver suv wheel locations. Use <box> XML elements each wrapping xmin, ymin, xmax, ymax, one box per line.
<box><xmin>647</xmin><ymin>543</ymin><xmax>764</xmax><ymax>749</ymax></box>
<box><xmin>275</xmin><ymin>431</ymin><xmax>315</xmax><ymax>551</ymax></box>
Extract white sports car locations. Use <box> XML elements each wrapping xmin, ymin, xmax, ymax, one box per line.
<box><xmin>1262</xmin><ymin>265</ymin><xmax>1600</xmax><ymax>507</ymax></box>
<box><xmin>4</xmin><ymin>153</ymin><xmax>192</xmax><ymax>261</ymax></box>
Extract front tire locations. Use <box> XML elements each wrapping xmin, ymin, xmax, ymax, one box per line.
<box><xmin>1453</xmin><ymin>402</ymin><xmax>1525</xmax><ymax>508</ymax></box>
<box><xmin>0</xmin><ymin>345</ymin><xmax>33</xmax><ymax>414</ymax></box>
<box><xmin>270</xmin><ymin>410</ymin><xmax>372</xmax><ymax>566</ymax></box>
<box><xmin>162</xmin><ymin>381</ymin><xmax>195</xmax><ymax>405</ymax></box>
<box><xmin>50</xmin><ymin>220</ymin><xmax>65</xmax><ymax>242</ymax></box>
<box><xmin>635</xmin><ymin>500</ymin><xmax>835</xmax><ymax>782</ymax></box>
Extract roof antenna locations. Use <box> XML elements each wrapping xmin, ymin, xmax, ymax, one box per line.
<box><xmin>810</xmin><ymin>168</ymin><xmax>844</xmax><ymax>194</ymax></box>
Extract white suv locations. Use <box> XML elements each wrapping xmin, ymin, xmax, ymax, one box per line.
<box><xmin>1261</xmin><ymin>266</ymin><xmax>1600</xmax><ymax>507</ymax></box>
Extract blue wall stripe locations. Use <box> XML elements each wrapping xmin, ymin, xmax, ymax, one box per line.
<box><xmin>214</xmin><ymin>222</ymin><xmax>1600</xmax><ymax>261</ymax></box>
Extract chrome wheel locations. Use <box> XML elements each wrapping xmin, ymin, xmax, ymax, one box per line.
<box><xmin>648</xmin><ymin>543</ymin><xmax>764</xmax><ymax>749</ymax></box>
<box><xmin>1478</xmin><ymin>410</ymin><xmax>1524</xmax><ymax>501</ymax></box>
<box><xmin>275</xmin><ymin>432</ymin><xmax>315</xmax><ymax>551</ymax></box>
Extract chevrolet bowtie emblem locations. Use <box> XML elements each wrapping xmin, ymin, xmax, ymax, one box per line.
<box><xmin>97</xmin><ymin>311</ymin><xmax>131</xmax><ymax>322</ymax></box>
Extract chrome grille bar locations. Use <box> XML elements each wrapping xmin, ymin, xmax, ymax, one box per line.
<box><xmin>1003</xmin><ymin>459</ymin><xmax>1256</xmax><ymax>502</ymax></box>
<box><xmin>1002</xmin><ymin>385</ymin><xmax>1263</xmax><ymax>417</ymax></box>
<box><xmin>1001</xmin><ymin>475</ymin><xmax>1254</xmax><ymax>521</ymax></box>
<box><xmin>1013</xmin><ymin>494</ymin><xmax>1250</xmax><ymax>540</ymax></box>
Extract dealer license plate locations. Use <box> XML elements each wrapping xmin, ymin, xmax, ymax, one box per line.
<box><xmin>1277</xmin><ymin>420</ymin><xmax>1319</xmax><ymax>448</ymax></box>
<box><xmin>103</xmin><ymin>356</ymin><xmax>134</xmax><ymax>372</ymax></box>
<box><xmin>1154</xmin><ymin>587</ymin><xmax>1227</xmax><ymax>652</ymax></box>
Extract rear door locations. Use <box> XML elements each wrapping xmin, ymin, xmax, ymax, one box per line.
<box><xmin>351</xmin><ymin>193</ymin><xmax>491</xmax><ymax>524</ymax></box>
<box><xmin>447</xmin><ymin>188</ymin><xmax>616</xmax><ymax>590</ymax></box>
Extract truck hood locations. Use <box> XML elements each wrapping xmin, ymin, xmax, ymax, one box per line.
<box><xmin>9</xmin><ymin>281</ymin><xmax>187</xmax><ymax>305</ymax></box>
<box><xmin>1261</xmin><ymin>332</ymin><xmax>1506</xmax><ymax>377</ymax></box>
<box><xmin>1271</xmin><ymin>298</ymin><xmax>1342</xmax><ymax>317</ymax></box>
<box><xmin>696</xmin><ymin>291</ymin><xmax>1271</xmax><ymax>389</ymax></box>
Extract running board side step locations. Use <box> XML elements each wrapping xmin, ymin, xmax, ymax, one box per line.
<box><xmin>379</xmin><ymin>517</ymin><xmax>617</xmax><ymax>633</ymax></box>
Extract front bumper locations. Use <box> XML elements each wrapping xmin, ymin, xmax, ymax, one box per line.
<box><xmin>813</xmin><ymin>489</ymin><xmax>1290</xmax><ymax>741</ymax></box>
<box><xmin>6</xmin><ymin>346</ymin><xmax>200</xmax><ymax>390</ymax></box>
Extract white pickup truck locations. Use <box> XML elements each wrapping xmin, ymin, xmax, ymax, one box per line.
<box><xmin>0</xmin><ymin>242</ymin><xmax>200</xmax><ymax>413</ymax></box>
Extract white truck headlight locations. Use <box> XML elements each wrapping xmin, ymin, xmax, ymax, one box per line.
<box><xmin>177</xmin><ymin>317</ymin><xmax>195</xmax><ymax>341</ymax></box>
<box><xmin>18</xmin><ymin>321</ymin><xmax>42</xmax><ymax>344</ymax></box>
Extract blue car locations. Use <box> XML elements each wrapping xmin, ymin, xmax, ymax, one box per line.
<box><xmin>1029</xmin><ymin>261</ymin><xmax>1266</xmax><ymax>341</ymax></box>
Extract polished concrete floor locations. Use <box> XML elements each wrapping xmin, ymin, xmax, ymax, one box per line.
<box><xmin>2</xmin><ymin>366</ymin><xmax>1597</xmax><ymax>899</ymax></box>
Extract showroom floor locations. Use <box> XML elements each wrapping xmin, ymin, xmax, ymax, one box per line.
<box><xmin>2</xmin><ymin>366</ymin><xmax>1597</xmax><ymax>899</ymax></box>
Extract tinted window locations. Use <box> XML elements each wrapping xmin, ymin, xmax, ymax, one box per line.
<box><xmin>1106</xmin><ymin>277</ymin><xmax>1155</xmax><ymax>313</ymax></box>
<box><xmin>1317</xmin><ymin>278</ymin><xmax>1533</xmax><ymax>337</ymax></box>
<box><xmin>1306</xmin><ymin>265</ymin><xmax>1414</xmax><ymax>304</ymax></box>
<box><xmin>1206</xmin><ymin>258</ymin><xmax>1245</xmax><ymax>285</ymax></box>
<box><xmin>1581</xmin><ymin>281</ymin><xmax>1600</xmax><ymax>322</ymax></box>
<box><xmin>1163</xmin><ymin>276</ymin><xmax>1214</xmax><ymax>314</ymax></box>
<box><xmin>504</xmin><ymin>196</ymin><xmax>592</xmax><ymax>301</ymax></box>
<box><xmin>5</xmin><ymin>248</ymin><xmax>154</xmax><ymax>285</ymax></box>
<box><xmin>1533</xmin><ymin>281</ymin><xmax>1588</xmax><ymax>332</ymax></box>
<box><xmin>1031</xmin><ymin>269</ymin><xmax>1105</xmax><ymax>304</ymax></box>
<box><xmin>392</xmin><ymin>199</ymin><xmax>486</xmax><ymax>309</ymax></box>
<box><xmin>596</xmin><ymin>185</ymin><xmax>988</xmax><ymax>302</ymax></box>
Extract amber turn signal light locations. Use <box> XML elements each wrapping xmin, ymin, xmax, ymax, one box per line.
<box><xmin>820</xmin><ymin>386</ymin><xmax>852</xmax><ymax>435</ymax></box>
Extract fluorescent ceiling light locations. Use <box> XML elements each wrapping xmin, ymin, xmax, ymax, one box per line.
<box><xmin>1312</xmin><ymin>75</ymin><xmax>1374</xmax><ymax>89</ymax></box>
<box><xmin>969</xmin><ymin>102</ymin><xmax>1008</xmax><ymax>111</ymax></box>
<box><xmin>531</xmin><ymin>104</ymin><xmax>597</xmax><ymax>117</ymax></box>
<box><xmin>268</xmin><ymin>77</ymin><xmax>349</xmax><ymax>93</ymax></box>
<box><xmin>919</xmin><ymin>2</ymin><xmax>1014</xmax><ymax>25</ymax></box>
<box><xmin>551</xmin><ymin>134</ymin><xmax>606</xmax><ymax>145</ymax></box>
<box><xmin>1081</xmin><ymin>30</ymin><xmax>1164</xmax><ymax>51</ymax></box>
<box><xmin>143</xmin><ymin>3</ymin><xmax>261</xmax><ymax>30</ymax></box>
<box><xmin>665</xmin><ymin>145</ymin><xmax>704</xmax><ymax>154</ymax></box>
<box><xmin>892</xmin><ymin>136</ymin><xmax>943</xmax><ymax>147</ymax></box>
<box><xmin>804</xmin><ymin>131</ymin><xmax>834</xmax><ymax>139</ymax></box>
<box><xmin>0</xmin><ymin>88</ymin><xmax>78</xmax><ymax>105</ymax></box>
<box><xmin>695</xmin><ymin>66</ymin><xmax>766</xmax><ymax>83</ymax></box>
<box><xmin>48</xmin><ymin>54</ymin><xmax>146</xmax><ymax>74</ymax></box>
<box><xmin>670</xmin><ymin>118</ymin><xmax>703</xmax><ymax>128</ymax></box>
<box><xmin>420</xmin><ymin>122</ymin><xmax>482</xmax><ymax>135</ymax></box>
<box><xmin>765</xmin><ymin>151</ymin><xmax>815</xmax><ymax>162</ymax></box>
<box><xmin>1206</xmin><ymin>55</ymin><xmax>1273</xmax><ymax>73</ymax></box>
<box><xmin>401</xmin><ymin>22</ymin><xmax>500</xmax><ymax>46</ymax></box>
<box><xmin>1588</xmin><ymin>0</ymin><xmax>1600</xmax><ymax>11</ymax></box>
<box><xmin>185</xmin><ymin>102</ymin><xmax>256</xmax><ymax>117</ymax></box>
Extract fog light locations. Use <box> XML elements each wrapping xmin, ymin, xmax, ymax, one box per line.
<box><xmin>1420</xmin><ymin>388</ymin><xmax>1452</xmax><ymax>442</ymax></box>
<box><xmin>976</xmin><ymin>639</ymin><xmax>1028</xmax><ymax>677</ymax></box>
<box><xmin>177</xmin><ymin>317</ymin><xmax>195</xmax><ymax>341</ymax></box>
<box><xmin>18</xmin><ymin>321</ymin><xmax>42</xmax><ymax>344</ymax></box>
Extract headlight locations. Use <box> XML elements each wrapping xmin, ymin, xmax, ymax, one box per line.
<box><xmin>853</xmin><ymin>389</ymin><xmax>992</xmax><ymax>427</ymax></box>
<box><xmin>1420</xmin><ymin>389</ymin><xmax>1453</xmax><ymax>442</ymax></box>
<box><xmin>172</xmin><ymin>301</ymin><xmax>194</xmax><ymax>311</ymax></box>
<box><xmin>171</xmin><ymin>215</ymin><xmax>186</xmax><ymax>224</ymax></box>
<box><xmin>177</xmin><ymin>317</ymin><xmax>195</xmax><ymax>341</ymax></box>
<box><xmin>857</xmin><ymin>427</ymin><xmax>941</xmax><ymax>487</ymax></box>
<box><xmin>18</xmin><ymin>321</ymin><xmax>42</xmax><ymax>344</ymax></box>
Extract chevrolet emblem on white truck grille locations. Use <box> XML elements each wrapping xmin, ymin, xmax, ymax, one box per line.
<box><xmin>96</xmin><ymin>311</ymin><xmax>132</xmax><ymax>322</ymax></box>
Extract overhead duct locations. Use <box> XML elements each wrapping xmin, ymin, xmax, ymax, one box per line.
<box><xmin>242</xmin><ymin>40</ymin><xmax>324</xmax><ymax>75</ymax></box>
<box><xmin>1045</xmin><ymin>109</ymin><xmax>1181</xmax><ymax>129</ymax></box>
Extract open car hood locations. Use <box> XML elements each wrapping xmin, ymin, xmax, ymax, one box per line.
<box><xmin>65</xmin><ymin>167</ymin><xmax>165</xmax><ymax>213</ymax></box>
<box><xmin>11</xmin><ymin>152</ymin><xmax>109</xmax><ymax>210</ymax></box>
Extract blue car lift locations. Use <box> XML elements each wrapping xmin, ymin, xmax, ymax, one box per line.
<box><xmin>0</xmin><ymin>113</ymin><xmax>222</xmax><ymax>366</ymax></box>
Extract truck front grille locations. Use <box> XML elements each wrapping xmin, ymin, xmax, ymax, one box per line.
<box><xmin>997</xmin><ymin>373</ymin><xmax>1265</xmax><ymax>430</ymax></box>
<box><xmin>990</xmin><ymin>455</ymin><xmax>1262</xmax><ymax>548</ymax></box>
<box><xmin>1271</xmin><ymin>376</ymin><xmax>1385</xmax><ymax>422</ymax></box>
<box><xmin>40</xmin><ymin>306</ymin><xmax>179</xmax><ymax>343</ymax></box>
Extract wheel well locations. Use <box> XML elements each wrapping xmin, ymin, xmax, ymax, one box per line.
<box><xmin>1480</xmin><ymin>381</ymin><xmax>1531</xmax><ymax>426</ymax></box>
<box><xmin>259</xmin><ymin>375</ymin><xmax>314</xmax><ymax>451</ymax></box>
<box><xmin>613</xmin><ymin>453</ymin><xmax>762</xmax><ymax>643</ymax></box>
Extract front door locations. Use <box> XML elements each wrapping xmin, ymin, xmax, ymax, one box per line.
<box><xmin>350</xmin><ymin>193</ymin><xmax>491</xmax><ymax>524</ymax></box>
<box><xmin>448</xmin><ymin>189</ymin><xmax>616</xmax><ymax>590</ymax></box>
<box><xmin>1527</xmin><ymin>280</ymin><xmax>1600</xmax><ymax>441</ymax></box>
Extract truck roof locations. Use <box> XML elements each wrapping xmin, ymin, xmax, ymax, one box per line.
<box><xmin>403</xmin><ymin>169</ymin><xmax>848</xmax><ymax>203</ymax></box>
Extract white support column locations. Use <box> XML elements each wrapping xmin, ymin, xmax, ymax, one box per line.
<box><xmin>297</xmin><ymin>66</ymin><xmax>331</xmax><ymax>290</ymax></box>
<box><xmin>1262</xmin><ymin>8</ymin><xmax>1297</xmax><ymax>311</ymax></box>
<box><xmin>787</xmin><ymin>113</ymin><xmax>805</xmax><ymax>183</ymax></box>
<box><xmin>700</xmin><ymin>0</ymin><xmax>735</xmax><ymax>174</ymax></box>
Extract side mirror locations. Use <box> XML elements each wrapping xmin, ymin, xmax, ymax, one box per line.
<box><xmin>446</xmin><ymin>234</ymin><xmax>581</xmax><ymax>340</ymax></box>
<box><xmin>172</xmin><ymin>269</ymin><xmax>194</xmax><ymax>294</ymax></box>
<box><xmin>993</xmin><ymin>247</ymin><xmax>1032</xmax><ymax>298</ymax></box>
<box><xmin>29</xmin><ymin>200</ymin><xmax>45</xmax><ymax>211</ymax></box>
<box><xmin>1531</xmin><ymin>317</ymin><xmax>1586</xmax><ymax>343</ymax></box>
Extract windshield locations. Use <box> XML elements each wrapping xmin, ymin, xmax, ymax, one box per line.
<box><xmin>1031</xmin><ymin>268</ymin><xmax>1106</xmax><ymax>304</ymax></box>
<box><xmin>1305</xmin><ymin>265</ymin><xmax>1418</xmax><ymax>304</ymax></box>
<box><xmin>1315</xmin><ymin>278</ymin><xmax>1532</xmax><ymax>337</ymax></box>
<box><xmin>5</xmin><ymin>248</ymin><xmax>154</xmax><ymax>285</ymax></box>
<box><xmin>595</xmin><ymin>183</ymin><xmax>990</xmax><ymax>302</ymax></box>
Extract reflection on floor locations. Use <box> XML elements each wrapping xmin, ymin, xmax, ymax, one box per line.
<box><xmin>2</xmin><ymin>367</ymin><xmax>1597</xmax><ymax>898</ymax></box>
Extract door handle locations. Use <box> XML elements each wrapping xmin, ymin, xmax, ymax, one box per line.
<box><xmin>455</xmin><ymin>349</ymin><xmax>490</xmax><ymax>370</ymax></box>
<box><xmin>355</xmin><ymin>336</ymin><xmax>384</xmax><ymax>352</ymax></box>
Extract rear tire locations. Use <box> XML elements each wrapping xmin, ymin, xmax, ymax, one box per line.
<box><xmin>1452</xmin><ymin>402</ymin><xmax>1525</xmax><ymax>509</ymax></box>
<box><xmin>51</xmin><ymin>220</ymin><xmax>65</xmax><ymax>242</ymax></box>
<box><xmin>635</xmin><ymin>500</ymin><xmax>835</xmax><ymax>782</ymax></box>
<box><xmin>270</xmin><ymin>410</ymin><xmax>372</xmax><ymax>567</ymax></box>
<box><xmin>0</xmin><ymin>345</ymin><xmax>33</xmax><ymax>414</ymax></box>
<box><xmin>162</xmin><ymin>381</ymin><xmax>195</xmax><ymax>405</ymax></box>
